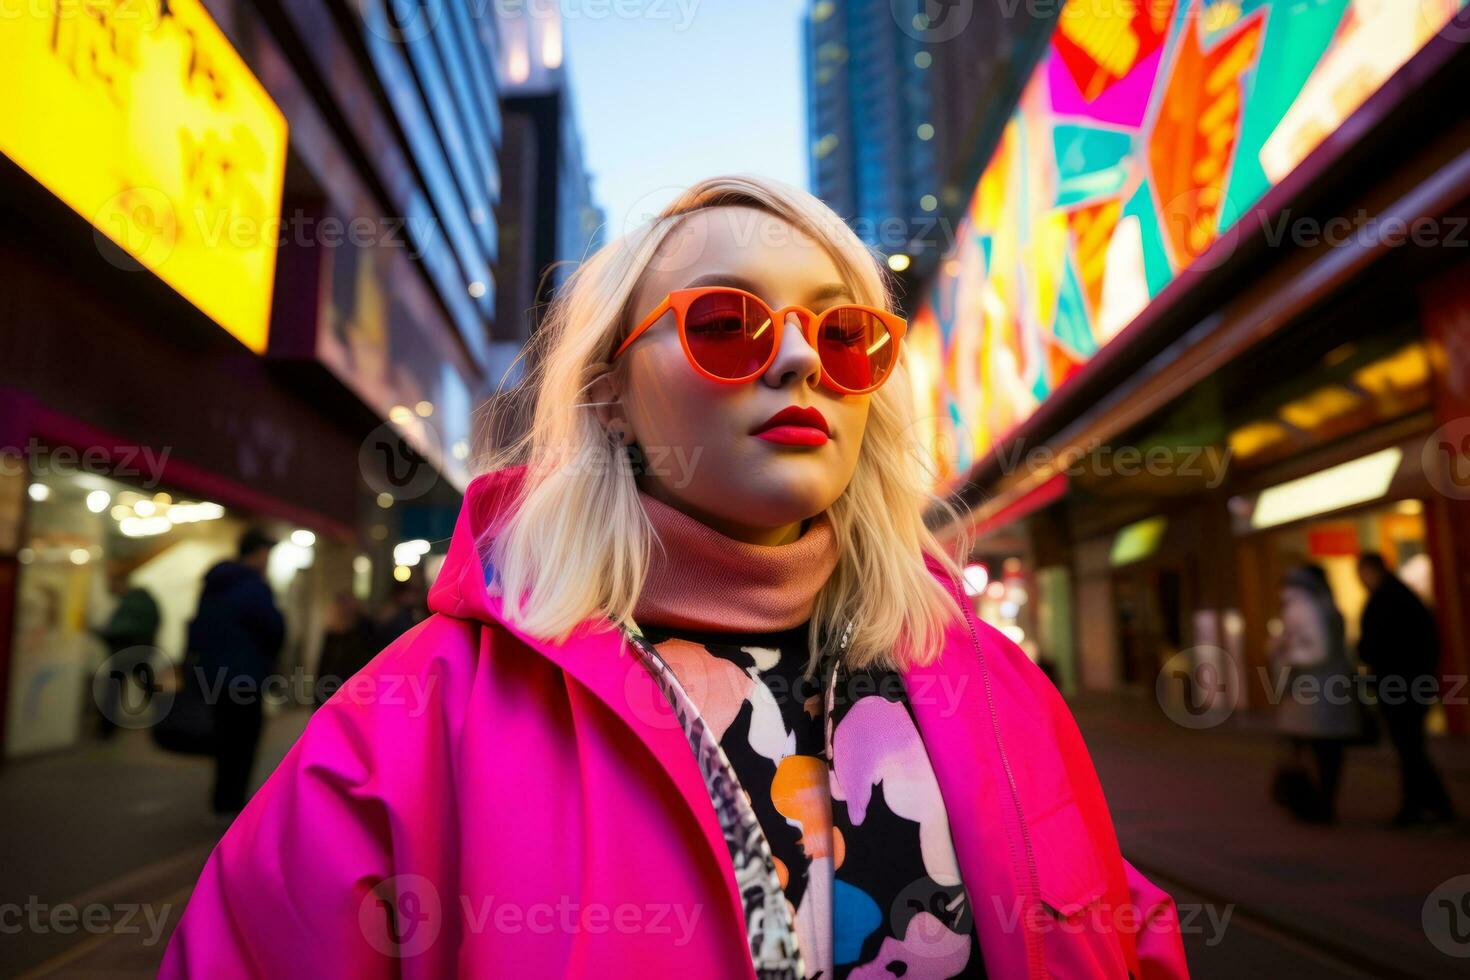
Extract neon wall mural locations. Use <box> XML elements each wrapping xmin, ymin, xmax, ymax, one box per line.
<box><xmin>908</xmin><ymin>0</ymin><xmax>1466</xmax><ymax>487</ymax></box>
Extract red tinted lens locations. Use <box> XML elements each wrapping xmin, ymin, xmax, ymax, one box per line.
<box><xmin>683</xmin><ymin>292</ymin><xmax>775</xmax><ymax>380</ymax></box>
<box><xmin>817</xmin><ymin>307</ymin><xmax>896</xmax><ymax>391</ymax></box>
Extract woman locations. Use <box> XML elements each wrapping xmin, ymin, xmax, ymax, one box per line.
<box><xmin>161</xmin><ymin>177</ymin><xmax>1187</xmax><ymax>978</ymax></box>
<box><xmin>1270</xmin><ymin>564</ymin><xmax>1362</xmax><ymax>824</ymax></box>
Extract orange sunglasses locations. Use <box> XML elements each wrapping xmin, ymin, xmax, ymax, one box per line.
<box><xmin>612</xmin><ymin>286</ymin><xmax>907</xmax><ymax>395</ymax></box>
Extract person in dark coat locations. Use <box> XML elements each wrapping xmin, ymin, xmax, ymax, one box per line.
<box><xmin>1357</xmin><ymin>552</ymin><xmax>1455</xmax><ymax>827</ymax></box>
<box><xmin>94</xmin><ymin>567</ymin><xmax>161</xmax><ymax>737</ymax></box>
<box><xmin>373</xmin><ymin>580</ymin><xmax>426</xmax><ymax>647</ymax></box>
<box><xmin>1269</xmin><ymin>564</ymin><xmax>1360</xmax><ymax>823</ymax></box>
<box><xmin>188</xmin><ymin>529</ymin><xmax>285</xmax><ymax>817</ymax></box>
<box><xmin>313</xmin><ymin>592</ymin><xmax>378</xmax><ymax>708</ymax></box>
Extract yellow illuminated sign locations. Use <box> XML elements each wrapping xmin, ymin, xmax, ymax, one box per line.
<box><xmin>1</xmin><ymin>0</ymin><xmax>288</xmax><ymax>352</ymax></box>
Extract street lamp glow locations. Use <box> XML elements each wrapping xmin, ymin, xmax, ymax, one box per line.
<box><xmin>27</xmin><ymin>483</ymin><xmax>50</xmax><ymax>502</ymax></box>
<box><xmin>86</xmin><ymin>490</ymin><xmax>111</xmax><ymax>513</ymax></box>
<box><xmin>120</xmin><ymin>516</ymin><xmax>171</xmax><ymax>538</ymax></box>
<box><xmin>393</xmin><ymin>539</ymin><xmax>432</xmax><ymax>567</ymax></box>
<box><xmin>291</xmin><ymin>529</ymin><xmax>317</xmax><ymax>548</ymax></box>
<box><xmin>887</xmin><ymin>253</ymin><xmax>911</xmax><ymax>272</ymax></box>
<box><xmin>963</xmin><ymin>563</ymin><xmax>990</xmax><ymax>596</ymax></box>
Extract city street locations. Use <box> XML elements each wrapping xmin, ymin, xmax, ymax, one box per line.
<box><xmin>1075</xmin><ymin>696</ymin><xmax>1470</xmax><ymax>978</ymax></box>
<box><xmin>5</xmin><ymin>1</ymin><xmax>1470</xmax><ymax>977</ymax></box>
<box><xmin>3</xmin><ymin>697</ymin><xmax>1465</xmax><ymax>978</ymax></box>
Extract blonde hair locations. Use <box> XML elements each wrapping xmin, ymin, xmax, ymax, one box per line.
<box><xmin>477</xmin><ymin>174</ymin><xmax>971</xmax><ymax>672</ymax></box>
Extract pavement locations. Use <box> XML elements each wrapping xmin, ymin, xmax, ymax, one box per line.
<box><xmin>1</xmin><ymin>694</ymin><xmax>1466</xmax><ymax>978</ymax></box>
<box><xmin>1072</xmin><ymin>691</ymin><xmax>1470</xmax><ymax>979</ymax></box>
<box><xmin>0</xmin><ymin>708</ymin><xmax>309</xmax><ymax>978</ymax></box>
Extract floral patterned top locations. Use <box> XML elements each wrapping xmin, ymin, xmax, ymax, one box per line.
<box><xmin>622</xmin><ymin>618</ymin><xmax>984</xmax><ymax>980</ymax></box>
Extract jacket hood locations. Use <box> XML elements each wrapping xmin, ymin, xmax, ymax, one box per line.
<box><xmin>428</xmin><ymin>464</ymin><xmax>531</xmax><ymax>625</ymax></box>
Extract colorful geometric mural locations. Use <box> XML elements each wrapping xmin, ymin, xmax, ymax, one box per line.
<box><xmin>908</xmin><ymin>0</ymin><xmax>1466</xmax><ymax>488</ymax></box>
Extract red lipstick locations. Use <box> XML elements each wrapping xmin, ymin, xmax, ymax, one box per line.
<box><xmin>751</xmin><ymin>405</ymin><xmax>830</xmax><ymax>447</ymax></box>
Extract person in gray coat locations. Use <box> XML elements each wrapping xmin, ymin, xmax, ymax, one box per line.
<box><xmin>1270</xmin><ymin>564</ymin><xmax>1362</xmax><ymax>823</ymax></box>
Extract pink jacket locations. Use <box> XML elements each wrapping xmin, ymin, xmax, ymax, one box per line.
<box><xmin>161</xmin><ymin>467</ymin><xmax>1189</xmax><ymax>978</ymax></box>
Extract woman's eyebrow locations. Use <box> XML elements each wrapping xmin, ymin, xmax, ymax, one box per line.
<box><xmin>680</xmin><ymin>274</ymin><xmax>854</xmax><ymax>306</ymax></box>
<box><xmin>806</xmin><ymin>282</ymin><xmax>853</xmax><ymax>305</ymax></box>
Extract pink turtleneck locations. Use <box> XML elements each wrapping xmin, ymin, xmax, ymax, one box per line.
<box><xmin>631</xmin><ymin>489</ymin><xmax>840</xmax><ymax>633</ymax></box>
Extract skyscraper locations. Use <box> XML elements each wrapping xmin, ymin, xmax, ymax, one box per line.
<box><xmin>805</xmin><ymin>0</ymin><xmax>938</xmax><ymax>263</ymax></box>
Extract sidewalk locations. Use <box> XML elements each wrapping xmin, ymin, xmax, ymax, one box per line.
<box><xmin>4</xmin><ymin>693</ymin><xmax>1466</xmax><ymax>977</ymax></box>
<box><xmin>1072</xmin><ymin>691</ymin><xmax>1470</xmax><ymax>979</ymax></box>
<box><xmin>1</xmin><ymin>708</ymin><xmax>310</xmax><ymax>978</ymax></box>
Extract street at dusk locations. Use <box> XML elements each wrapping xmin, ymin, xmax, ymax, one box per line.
<box><xmin>3</xmin><ymin>1</ymin><xmax>1470</xmax><ymax>977</ymax></box>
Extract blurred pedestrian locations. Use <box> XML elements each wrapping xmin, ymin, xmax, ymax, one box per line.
<box><xmin>1269</xmin><ymin>564</ymin><xmax>1360</xmax><ymax>824</ymax></box>
<box><xmin>373</xmin><ymin>580</ymin><xmax>425</xmax><ymax>646</ymax></box>
<box><xmin>188</xmin><ymin>529</ymin><xmax>284</xmax><ymax>819</ymax></box>
<box><xmin>1357</xmin><ymin>552</ymin><xmax>1455</xmax><ymax>827</ymax></box>
<box><xmin>314</xmin><ymin>592</ymin><xmax>377</xmax><ymax>708</ymax></box>
<box><xmin>93</xmin><ymin>566</ymin><xmax>161</xmax><ymax>738</ymax></box>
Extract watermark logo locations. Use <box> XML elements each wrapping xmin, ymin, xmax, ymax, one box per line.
<box><xmin>1156</xmin><ymin>647</ymin><xmax>1241</xmax><ymax>730</ymax></box>
<box><xmin>1424</xmin><ymin>418</ymin><xmax>1470</xmax><ymax>501</ymax></box>
<box><xmin>887</xmin><ymin>878</ymin><xmax>973</xmax><ymax>967</ymax></box>
<box><xmin>893</xmin><ymin>0</ymin><xmax>973</xmax><ymax>44</ymax></box>
<box><xmin>361</xmin><ymin>874</ymin><xmax>442</xmax><ymax>957</ymax></box>
<box><xmin>360</xmin><ymin>0</ymin><xmax>444</xmax><ymax>43</ymax></box>
<box><xmin>1418</xmin><ymin>0</ymin><xmax>1470</xmax><ymax>45</ymax></box>
<box><xmin>1424</xmin><ymin>875</ymin><xmax>1470</xmax><ymax>958</ymax></box>
<box><xmin>95</xmin><ymin>186</ymin><xmax>178</xmax><ymax>271</ymax></box>
<box><xmin>359</xmin><ymin>419</ymin><xmax>441</xmax><ymax>501</ymax></box>
<box><xmin>92</xmin><ymin>647</ymin><xmax>171</xmax><ymax>730</ymax></box>
<box><xmin>621</xmin><ymin>186</ymin><xmax>710</xmax><ymax>275</ymax></box>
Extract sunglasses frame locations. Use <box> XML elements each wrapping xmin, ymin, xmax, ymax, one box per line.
<box><xmin>612</xmin><ymin>285</ymin><xmax>907</xmax><ymax>396</ymax></box>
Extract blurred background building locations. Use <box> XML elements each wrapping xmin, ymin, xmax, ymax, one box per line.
<box><xmin>489</xmin><ymin>3</ymin><xmax>606</xmax><ymax>448</ymax></box>
<box><xmin>804</xmin><ymin>0</ymin><xmax>938</xmax><ymax>266</ymax></box>
<box><xmin>0</xmin><ymin>0</ymin><xmax>601</xmax><ymax>759</ymax></box>
<box><xmin>809</xmin><ymin>0</ymin><xmax>1470</xmax><ymax>734</ymax></box>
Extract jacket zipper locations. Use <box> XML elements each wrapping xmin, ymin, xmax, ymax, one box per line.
<box><xmin>942</xmin><ymin>572</ymin><xmax>1045</xmax><ymax>978</ymax></box>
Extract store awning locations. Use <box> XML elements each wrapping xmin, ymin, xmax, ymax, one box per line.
<box><xmin>968</xmin><ymin>473</ymin><xmax>1069</xmax><ymax>539</ymax></box>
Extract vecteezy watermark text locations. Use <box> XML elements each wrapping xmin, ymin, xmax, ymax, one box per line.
<box><xmin>0</xmin><ymin>897</ymin><xmax>173</xmax><ymax>947</ymax></box>
<box><xmin>2</xmin><ymin>439</ymin><xmax>171</xmax><ymax>488</ymax></box>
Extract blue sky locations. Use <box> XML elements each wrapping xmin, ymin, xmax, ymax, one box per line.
<box><xmin>560</xmin><ymin>0</ymin><xmax>810</xmax><ymax>242</ymax></box>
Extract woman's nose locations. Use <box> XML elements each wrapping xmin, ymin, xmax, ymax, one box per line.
<box><xmin>762</xmin><ymin>310</ymin><xmax>822</xmax><ymax>388</ymax></box>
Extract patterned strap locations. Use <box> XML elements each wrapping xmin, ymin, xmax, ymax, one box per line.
<box><xmin>618</xmin><ymin>620</ymin><xmax>804</xmax><ymax>980</ymax></box>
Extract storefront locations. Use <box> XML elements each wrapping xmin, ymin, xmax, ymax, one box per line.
<box><xmin>0</xmin><ymin>0</ymin><xmax>492</xmax><ymax>757</ymax></box>
<box><xmin>904</xmin><ymin>1</ymin><xmax>1470</xmax><ymax>730</ymax></box>
<box><xmin>1</xmin><ymin>454</ymin><xmax>349</xmax><ymax>756</ymax></box>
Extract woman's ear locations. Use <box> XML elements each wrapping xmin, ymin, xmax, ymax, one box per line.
<box><xmin>588</xmin><ymin>368</ymin><xmax>635</xmax><ymax>446</ymax></box>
